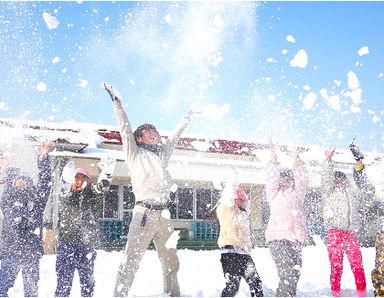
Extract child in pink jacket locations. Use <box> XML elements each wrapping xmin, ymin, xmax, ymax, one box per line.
<box><xmin>265</xmin><ymin>140</ymin><xmax>309</xmax><ymax>297</ymax></box>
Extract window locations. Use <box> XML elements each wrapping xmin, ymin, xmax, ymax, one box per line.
<box><xmin>123</xmin><ymin>186</ymin><xmax>135</xmax><ymax>210</ymax></box>
<box><xmin>169</xmin><ymin>192</ymin><xmax>177</xmax><ymax>220</ymax></box>
<box><xmin>110</xmin><ymin>185</ymin><xmax>222</xmax><ymax>223</ymax></box>
<box><xmin>211</xmin><ymin>189</ymin><xmax>220</xmax><ymax>209</ymax></box>
<box><xmin>103</xmin><ymin>185</ymin><xmax>119</xmax><ymax>218</ymax></box>
<box><xmin>196</xmin><ymin>189</ymin><xmax>220</xmax><ymax>220</ymax></box>
<box><xmin>170</xmin><ymin>187</ymin><xmax>221</xmax><ymax>220</ymax></box>
<box><xmin>196</xmin><ymin>189</ymin><xmax>211</xmax><ymax>219</ymax></box>
<box><xmin>177</xmin><ymin>188</ymin><xmax>194</xmax><ymax>219</ymax></box>
<box><xmin>122</xmin><ymin>186</ymin><xmax>136</xmax><ymax>237</ymax></box>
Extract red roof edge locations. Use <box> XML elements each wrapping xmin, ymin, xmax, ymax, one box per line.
<box><xmin>97</xmin><ymin>129</ymin><xmax>308</xmax><ymax>156</ymax></box>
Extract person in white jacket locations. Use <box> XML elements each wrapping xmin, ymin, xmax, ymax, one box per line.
<box><xmin>103</xmin><ymin>83</ymin><xmax>197</xmax><ymax>297</ymax></box>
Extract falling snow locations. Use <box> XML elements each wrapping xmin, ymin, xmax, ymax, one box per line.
<box><xmin>42</xmin><ymin>12</ymin><xmax>60</xmax><ymax>30</ymax></box>
<box><xmin>290</xmin><ymin>49</ymin><xmax>308</xmax><ymax>69</ymax></box>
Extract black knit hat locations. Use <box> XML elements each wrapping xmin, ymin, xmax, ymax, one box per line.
<box><xmin>334</xmin><ymin>171</ymin><xmax>347</xmax><ymax>180</ymax></box>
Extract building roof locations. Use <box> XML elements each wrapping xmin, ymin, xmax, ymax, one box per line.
<box><xmin>1</xmin><ymin>117</ymin><xmax>383</xmax><ymax>178</ymax></box>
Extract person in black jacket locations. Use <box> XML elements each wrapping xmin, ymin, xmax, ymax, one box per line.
<box><xmin>0</xmin><ymin>142</ymin><xmax>51</xmax><ymax>297</ymax></box>
<box><xmin>54</xmin><ymin>157</ymin><xmax>115</xmax><ymax>297</ymax></box>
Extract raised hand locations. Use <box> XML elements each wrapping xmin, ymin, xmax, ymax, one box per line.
<box><xmin>98</xmin><ymin>156</ymin><xmax>116</xmax><ymax>178</ymax></box>
<box><xmin>62</xmin><ymin>161</ymin><xmax>76</xmax><ymax>184</ymax></box>
<box><xmin>269</xmin><ymin>139</ymin><xmax>276</xmax><ymax>153</ymax></box>
<box><xmin>103</xmin><ymin>82</ymin><xmax>122</xmax><ymax>102</ymax></box>
<box><xmin>269</xmin><ymin>139</ymin><xmax>278</xmax><ymax>162</ymax></box>
<box><xmin>325</xmin><ymin>147</ymin><xmax>336</xmax><ymax>161</ymax></box>
<box><xmin>0</xmin><ymin>153</ymin><xmax>11</xmax><ymax>173</ymax></box>
<box><xmin>349</xmin><ymin>139</ymin><xmax>364</xmax><ymax>161</ymax></box>
<box><xmin>37</xmin><ymin>141</ymin><xmax>50</xmax><ymax>158</ymax></box>
<box><xmin>185</xmin><ymin>109</ymin><xmax>202</xmax><ymax>121</ymax></box>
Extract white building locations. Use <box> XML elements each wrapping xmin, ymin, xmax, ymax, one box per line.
<box><xmin>1</xmin><ymin>117</ymin><xmax>382</xmax><ymax>251</ymax></box>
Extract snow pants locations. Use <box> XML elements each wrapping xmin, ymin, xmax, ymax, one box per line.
<box><xmin>0</xmin><ymin>253</ymin><xmax>41</xmax><ymax>296</ymax></box>
<box><xmin>372</xmin><ymin>233</ymin><xmax>384</xmax><ymax>296</ymax></box>
<box><xmin>54</xmin><ymin>243</ymin><xmax>97</xmax><ymax>297</ymax></box>
<box><xmin>268</xmin><ymin>239</ymin><xmax>303</xmax><ymax>297</ymax></box>
<box><xmin>113</xmin><ymin>205</ymin><xmax>180</xmax><ymax>297</ymax></box>
<box><xmin>220</xmin><ymin>252</ymin><xmax>263</xmax><ymax>297</ymax></box>
<box><xmin>326</xmin><ymin>230</ymin><xmax>366</xmax><ymax>294</ymax></box>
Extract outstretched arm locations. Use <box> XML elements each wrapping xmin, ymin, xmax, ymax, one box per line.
<box><xmin>322</xmin><ymin>148</ymin><xmax>336</xmax><ymax>196</ymax></box>
<box><xmin>265</xmin><ymin>140</ymin><xmax>280</xmax><ymax>201</ymax></box>
<box><xmin>164</xmin><ymin>110</ymin><xmax>198</xmax><ymax>155</ymax></box>
<box><xmin>36</xmin><ymin>142</ymin><xmax>52</xmax><ymax>201</ymax></box>
<box><xmin>103</xmin><ymin>82</ymin><xmax>138</xmax><ymax>161</ymax></box>
<box><xmin>291</xmin><ymin>148</ymin><xmax>308</xmax><ymax>199</ymax></box>
<box><xmin>353</xmin><ymin>160</ymin><xmax>375</xmax><ymax>195</ymax></box>
<box><xmin>0</xmin><ymin>153</ymin><xmax>11</xmax><ymax>184</ymax></box>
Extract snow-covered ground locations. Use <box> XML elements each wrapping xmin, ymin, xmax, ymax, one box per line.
<box><xmin>5</xmin><ymin>236</ymin><xmax>377</xmax><ymax>297</ymax></box>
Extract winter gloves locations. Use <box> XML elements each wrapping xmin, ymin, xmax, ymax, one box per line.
<box><xmin>61</xmin><ymin>157</ymin><xmax>116</xmax><ymax>188</ymax></box>
<box><xmin>350</xmin><ymin>139</ymin><xmax>364</xmax><ymax>161</ymax></box>
<box><xmin>184</xmin><ymin>109</ymin><xmax>202</xmax><ymax>121</ymax></box>
<box><xmin>98</xmin><ymin>157</ymin><xmax>116</xmax><ymax>187</ymax></box>
<box><xmin>62</xmin><ymin>161</ymin><xmax>76</xmax><ymax>184</ymax></box>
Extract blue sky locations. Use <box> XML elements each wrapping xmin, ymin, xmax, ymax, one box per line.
<box><xmin>0</xmin><ymin>1</ymin><xmax>383</xmax><ymax>153</ymax></box>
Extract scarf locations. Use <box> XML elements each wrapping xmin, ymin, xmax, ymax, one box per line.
<box><xmin>137</xmin><ymin>143</ymin><xmax>162</xmax><ymax>156</ymax></box>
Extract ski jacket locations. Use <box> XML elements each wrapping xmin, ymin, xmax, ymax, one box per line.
<box><xmin>0</xmin><ymin>156</ymin><xmax>51</xmax><ymax>258</ymax></box>
<box><xmin>217</xmin><ymin>196</ymin><xmax>252</xmax><ymax>253</ymax></box>
<box><xmin>113</xmin><ymin>99</ymin><xmax>190</xmax><ymax>206</ymax></box>
<box><xmin>322</xmin><ymin>160</ymin><xmax>363</xmax><ymax>232</ymax></box>
<box><xmin>57</xmin><ymin>167</ymin><xmax>112</xmax><ymax>247</ymax></box>
<box><xmin>265</xmin><ymin>160</ymin><xmax>309</xmax><ymax>244</ymax></box>
<box><xmin>353</xmin><ymin>165</ymin><xmax>376</xmax><ymax>217</ymax></box>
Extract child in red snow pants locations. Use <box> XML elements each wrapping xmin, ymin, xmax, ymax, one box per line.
<box><xmin>327</xmin><ymin>230</ymin><xmax>366</xmax><ymax>294</ymax></box>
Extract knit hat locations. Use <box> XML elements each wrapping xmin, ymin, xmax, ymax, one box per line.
<box><xmin>75</xmin><ymin>168</ymin><xmax>93</xmax><ymax>183</ymax></box>
<box><xmin>236</xmin><ymin>188</ymin><xmax>248</xmax><ymax>201</ymax></box>
<box><xmin>334</xmin><ymin>171</ymin><xmax>347</xmax><ymax>180</ymax></box>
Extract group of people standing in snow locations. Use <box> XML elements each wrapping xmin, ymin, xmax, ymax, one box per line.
<box><xmin>0</xmin><ymin>141</ymin><xmax>116</xmax><ymax>297</ymax></box>
<box><xmin>215</xmin><ymin>136</ymin><xmax>382</xmax><ymax>298</ymax></box>
<box><xmin>0</xmin><ymin>81</ymin><xmax>383</xmax><ymax>298</ymax></box>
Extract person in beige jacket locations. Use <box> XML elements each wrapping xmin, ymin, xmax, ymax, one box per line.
<box><xmin>103</xmin><ymin>83</ymin><xmax>196</xmax><ymax>297</ymax></box>
<box><xmin>216</xmin><ymin>181</ymin><xmax>263</xmax><ymax>297</ymax></box>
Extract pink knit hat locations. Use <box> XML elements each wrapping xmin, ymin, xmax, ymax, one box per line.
<box><xmin>236</xmin><ymin>188</ymin><xmax>248</xmax><ymax>200</ymax></box>
<box><xmin>75</xmin><ymin>168</ymin><xmax>93</xmax><ymax>183</ymax></box>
